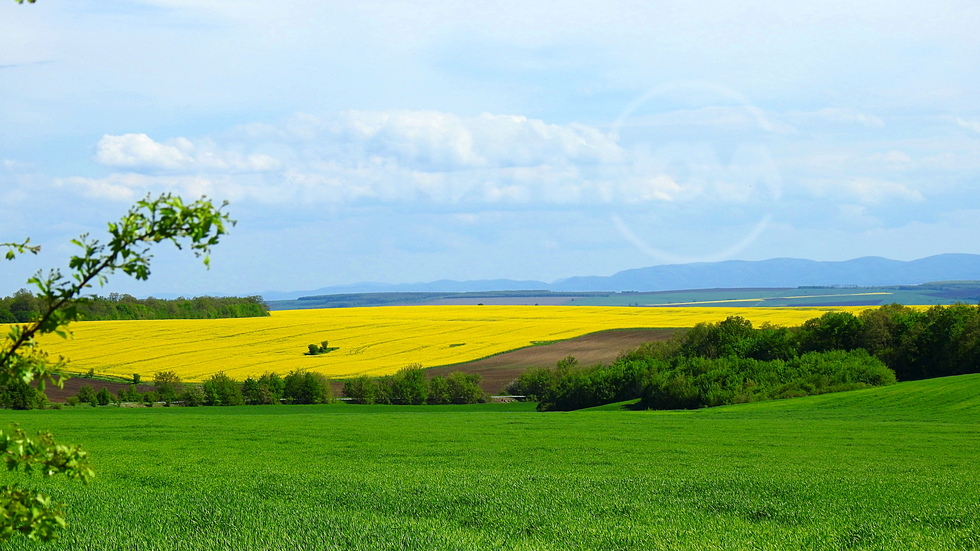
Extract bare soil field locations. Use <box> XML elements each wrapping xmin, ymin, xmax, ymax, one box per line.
<box><xmin>427</xmin><ymin>327</ymin><xmax>679</xmax><ymax>394</ymax></box>
<box><xmin>41</xmin><ymin>377</ymin><xmax>153</xmax><ymax>403</ymax></box>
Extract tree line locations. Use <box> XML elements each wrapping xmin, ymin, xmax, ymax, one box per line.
<box><xmin>508</xmin><ymin>303</ymin><xmax>980</xmax><ymax>411</ymax></box>
<box><xmin>63</xmin><ymin>370</ymin><xmax>335</xmax><ymax>408</ymax></box>
<box><xmin>51</xmin><ymin>366</ymin><xmax>488</xmax><ymax>409</ymax></box>
<box><xmin>0</xmin><ymin>290</ymin><xmax>269</xmax><ymax>323</ymax></box>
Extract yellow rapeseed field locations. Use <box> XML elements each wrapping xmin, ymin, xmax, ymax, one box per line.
<box><xmin>33</xmin><ymin>305</ymin><xmax>873</xmax><ymax>382</ymax></box>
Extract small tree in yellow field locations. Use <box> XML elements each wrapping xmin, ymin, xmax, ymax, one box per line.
<box><xmin>1</xmin><ymin>194</ymin><xmax>232</xmax><ymax>541</ymax></box>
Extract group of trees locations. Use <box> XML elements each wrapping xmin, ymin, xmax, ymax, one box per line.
<box><xmin>306</xmin><ymin>340</ymin><xmax>338</xmax><ymax>355</ymax></box>
<box><xmin>0</xmin><ymin>376</ymin><xmax>48</xmax><ymax>410</ymax></box>
<box><xmin>0</xmin><ymin>291</ymin><xmax>268</xmax><ymax>323</ymax></box>
<box><xmin>509</xmin><ymin>303</ymin><xmax>980</xmax><ymax>411</ymax></box>
<box><xmin>343</xmin><ymin>366</ymin><xmax>487</xmax><ymax>405</ymax></box>
<box><xmin>66</xmin><ymin>369</ymin><xmax>335</xmax><ymax>408</ymax></box>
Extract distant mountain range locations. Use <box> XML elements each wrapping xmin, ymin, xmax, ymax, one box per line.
<box><xmin>259</xmin><ymin>254</ymin><xmax>980</xmax><ymax>300</ymax></box>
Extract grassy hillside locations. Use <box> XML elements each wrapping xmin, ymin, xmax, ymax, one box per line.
<box><xmin>3</xmin><ymin>375</ymin><xmax>979</xmax><ymax>549</ymax></box>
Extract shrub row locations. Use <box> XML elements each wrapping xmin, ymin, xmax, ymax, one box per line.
<box><xmin>510</xmin><ymin>347</ymin><xmax>893</xmax><ymax>412</ymax></box>
<box><xmin>63</xmin><ymin>369</ymin><xmax>333</xmax><ymax>408</ymax></box>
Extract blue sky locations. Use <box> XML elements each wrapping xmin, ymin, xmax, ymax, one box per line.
<box><xmin>1</xmin><ymin>0</ymin><xmax>978</xmax><ymax>296</ymax></box>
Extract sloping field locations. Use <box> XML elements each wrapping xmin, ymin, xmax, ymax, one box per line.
<box><xmin>697</xmin><ymin>371</ymin><xmax>980</xmax><ymax>422</ymax></box>
<box><xmin>3</xmin><ymin>375</ymin><xmax>979</xmax><ymax>549</ymax></box>
<box><xmin>426</xmin><ymin>327</ymin><xmax>678</xmax><ymax>394</ymax></box>
<box><xmin>34</xmin><ymin>305</ymin><xmax>871</xmax><ymax>382</ymax></box>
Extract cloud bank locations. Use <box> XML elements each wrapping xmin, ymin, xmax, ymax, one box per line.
<box><xmin>65</xmin><ymin>109</ymin><xmax>797</xmax><ymax>212</ymax></box>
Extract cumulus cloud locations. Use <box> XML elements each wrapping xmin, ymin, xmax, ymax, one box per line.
<box><xmin>334</xmin><ymin>110</ymin><xmax>622</xmax><ymax>170</ymax></box>
<box><xmin>67</xmin><ymin>109</ymin><xmax>788</xmax><ymax>211</ymax></box>
<box><xmin>96</xmin><ymin>133</ymin><xmax>281</xmax><ymax>172</ymax></box>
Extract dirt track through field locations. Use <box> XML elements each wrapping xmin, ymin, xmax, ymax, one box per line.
<box><xmin>427</xmin><ymin>328</ymin><xmax>679</xmax><ymax>394</ymax></box>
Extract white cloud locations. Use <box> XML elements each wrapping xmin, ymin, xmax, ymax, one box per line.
<box><xmin>950</xmin><ymin>117</ymin><xmax>980</xmax><ymax>133</ymax></box>
<box><xmin>805</xmin><ymin>177</ymin><xmax>923</xmax><ymax>205</ymax></box>
<box><xmin>867</xmin><ymin>150</ymin><xmax>912</xmax><ymax>165</ymax></box>
<box><xmin>67</xmin><ymin>109</ymin><xmax>787</xmax><ymax>211</ymax></box>
<box><xmin>334</xmin><ymin>110</ymin><xmax>622</xmax><ymax>170</ymax></box>
<box><xmin>786</xmin><ymin>108</ymin><xmax>885</xmax><ymax>129</ymax></box>
<box><xmin>96</xmin><ymin>133</ymin><xmax>280</xmax><ymax>172</ymax></box>
<box><xmin>71</xmin><ymin>111</ymin><xmax>657</xmax><ymax>207</ymax></box>
<box><xmin>619</xmin><ymin>106</ymin><xmax>796</xmax><ymax>135</ymax></box>
<box><xmin>622</xmin><ymin>175</ymin><xmax>684</xmax><ymax>203</ymax></box>
<box><xmin>55</xmin><ymin>173</ymin><xmax>280</xmax><ymax>204</ymax></box>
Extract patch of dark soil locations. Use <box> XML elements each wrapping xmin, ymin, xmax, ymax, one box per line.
<box><xmin>38</xmin><ymin>377</ymin><xmax>155</xmax><ymax>403</ymax></box>
<box><xmin>426</xmin><ymin>328</ymin><xmax>679</xmax><ymax>394</ymax></box>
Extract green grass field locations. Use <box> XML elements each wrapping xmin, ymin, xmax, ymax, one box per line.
<box><xmin>3</xmin><ymin>376</ymin><xmax>980</xmax><ymax>550</ymax></box>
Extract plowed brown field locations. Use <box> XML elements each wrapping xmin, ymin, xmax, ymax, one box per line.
<box><xmin>427</xmin><ymin>327</ymin><xmax>678</xmax><ymax>394</ymax></box>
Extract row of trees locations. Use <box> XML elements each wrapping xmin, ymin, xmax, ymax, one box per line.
<box><xmin>66</xmin><ymin>370</ymin><xmax>335</xmax><ymax>408</ymax></box>
<box><xmin>509</xmin><ymin>303</ymin><xmax>980</xmax><ymax>411</ymax></box>
<box><xmin>62</xmin><ymin>367</ymin><xmax>489</xmax><ymax>408</ymax></box>
<box><xmin>342</xmin><ymin>366</ymin><xmax>487</xmax><ymax>405</ymax></box>
<box><xmin>0</xmin><ymin>290</ymin><xmax>269</xmax><ymax>323</ymax></box>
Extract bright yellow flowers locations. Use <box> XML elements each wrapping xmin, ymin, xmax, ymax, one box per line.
<box><xmin>37</xmin><ymin>305</ymin><xmax>872</xmax><ymax>382</ymax></box>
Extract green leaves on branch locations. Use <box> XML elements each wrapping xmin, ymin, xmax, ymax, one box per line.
<box><xmin>1</xmin><ymin>194</ymin><xmax>232</xmax><ymax>392</ymax></box>
<box><xmin>0</xmin><ymin>428</ymin><xmax>93</xmax><ymax>481</ymax></box>
<box><xmin>0</xmin><ymin>193</ymin><xmax>231</xmax><ymax>541</ymax></box>
<box><xmin>0</xmin><ymin>428</ymin><xmax>94</xmax><ymax>542</ymax></box>
<box><xmin>1</xmin><ymin>240</ymin><xmax>40</xmax><ymax>261</ymax></box>
<box><xmin>0</xmin><ymin>486</ymin><xmax>65</xmax><ymax>542</ymax></box>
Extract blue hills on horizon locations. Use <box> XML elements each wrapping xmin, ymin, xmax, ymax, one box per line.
<box><xmin>260</xmin><ymin>253</ymin><xmax>980</xmax><ymax>301</ymax></box>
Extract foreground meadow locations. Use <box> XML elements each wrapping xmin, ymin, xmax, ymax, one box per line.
<box><xmin>36</xmin><ymin>305</ymin><xmax>870</xmax><ymax>381</ymax></box>
<box><xmin>3</xmin><ymin>374</ymin><xmax>979</xmax><ymax>550</ymax></box>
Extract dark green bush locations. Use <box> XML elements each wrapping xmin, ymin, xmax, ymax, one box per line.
<box><xmin>0</xmin><ymin>378</ymin><xmax>47</xmax><ymax>410</ymax></box>
<box><xmin>427</xmin><ymin>375</ymin><xmax>451</xmax><ymax>405</ymax></box>
<box><xmin>96</xmin><ymin>387</ymin><xmax>112</xmax><ymax>406</ymax></box>
<box><xmin>202</xmin><ymin>372</ymin><xmax>243</xmax><ymax>406</ymax></box>
<box><xmin>283</xmin><ymin>370</ymin><xmax>332</xmax><ymax>404</ymax></box>
<box><xmin>343</xmin><ymin>375</ymin><xmax>378</xmax><ymax>404</ymax></box>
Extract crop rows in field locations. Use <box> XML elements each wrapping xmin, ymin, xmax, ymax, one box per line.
<box><xmin>37</xmin><ymin>305</ymin><xmax>872</xmax><ymax>382</ymax></box>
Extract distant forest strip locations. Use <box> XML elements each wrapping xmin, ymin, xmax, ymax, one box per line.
<box><xmin>0</xmin><ymin>290</ymin><xmax>270</xmax><ymax>322</ymax></box>
<box><xmin>267</xmin><ymin>290</ymin><xmax>611</xmax><ymax>310</ymax></box>
<box><xmin>264</xmin><ymin>282</ymin><xmax>980</xmax><ymax>310</ymax></box>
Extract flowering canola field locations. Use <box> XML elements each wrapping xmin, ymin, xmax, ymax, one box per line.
<box><xmin>35</xmin><ymin>305</ymin><xmax>872</xmax><ymax>382</ymax></box>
